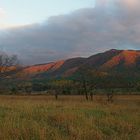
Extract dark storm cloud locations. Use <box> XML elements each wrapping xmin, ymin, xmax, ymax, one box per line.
<box><xmin>0</xmin><ymin>0</ymin><xmax>140</xmax><ymax>64</ymax></box>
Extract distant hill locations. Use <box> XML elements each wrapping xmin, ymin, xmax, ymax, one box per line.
<box><xmin>17</xmin><ymin>49</ymin><xmax>139</xmax><ymax>79</ymax></box>
<box><xmin>1</xmin><ymin>49</ymin><xmax>139</xmax><ymax>91</ymax></box>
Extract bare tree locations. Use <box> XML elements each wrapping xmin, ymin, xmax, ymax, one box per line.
<box><xmin>82</xmin><ymin>77</ymin><xmax>89</xmax><ymax>100</ymax></box>
<box><xmin>90</xmin><ymin>85</ymin><xmax>96</xmax><ymax>101</ymax></box>
<box><xmin>77</xmin><ymin>67</ymin><xmax>96</xmax><ymax>101</ymax></box>
<box><xmin>0</xmin><ymin>53</ymin><xmax>19</xmax><ymax>78</ymax></box>
<box><xmin>106</xmin><ymin>89</ymin><xmax>114</xmax><ymax>103</ymax></box>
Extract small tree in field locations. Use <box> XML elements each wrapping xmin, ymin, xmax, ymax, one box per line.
<box><xmin>106</xmin><ymin>89</ymin><xmax>114</xmax><ymax>103</ymax></box>
<box><xmin>75</xmin><ymin>67</ymin><xmax>96</xmax><ymax>101</ymax></box>
<box><xmin>82</xmin><ymin>77</ymin><xmax>89</xmax><ymax>100</ymax></box>
<box><xmin>50</xmin><ymin>80</ymin><xmax>63</xmax><ymax>100</ymax></box>
<box><xmin>23</xmin><ymin>82</ymin><xmax>32</xmax><ymax>94</ymax></box>
<box><xmin>89</xmin><ymin>85</ymin><xmax>96</xmax><ymax>101</ymax></box>
<box><xmin>135</xmin><ymin>82</ymin><xmax>140</xmax><ymax>92</ymax></box>
<box><xmin>51</xmin><ymin>80</ymin><xmax>73</xmax><ymax>100</ymax></box>
<box><xmin>10</xmin><ymin>86</ymin><xmax>18</xmax><ymax>95</ymax></box>
<box><xmin>136</xmin><ymin>83</ymin><xmax>140</xmax><ymax>91</ymax></box>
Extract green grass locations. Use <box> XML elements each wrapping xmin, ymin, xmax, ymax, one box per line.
<box><xmin>0</xmin><ymin>95</ymin><xmax>139</xmax><ymax>140</ymax></box>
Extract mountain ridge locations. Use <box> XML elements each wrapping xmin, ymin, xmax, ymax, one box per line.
<box><xmin>17</xmin><ymin>49</ymin><xmax>140</xmax><ymax>79</ymax></box>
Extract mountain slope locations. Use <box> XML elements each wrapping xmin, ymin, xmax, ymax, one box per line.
<box><xmin>18</xmin><ymin>49</ymin><xmax>140</xmax><ymax>79</ymax></box>
<box><xmin>100</xmin><ymin>50</ymin><xmax>140</xmax><ymax>70</ymax></box>
<box><xmin>23</xmin><ymin>60</ymin><xmax>65</xmax><ymax>74</ymax></box>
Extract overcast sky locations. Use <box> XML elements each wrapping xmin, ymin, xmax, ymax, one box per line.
<box><xmin>0</xmin><ymin>0</ymin><xmax>140</xmax><ymax>65</ymax></box>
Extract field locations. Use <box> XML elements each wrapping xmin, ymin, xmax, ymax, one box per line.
<box><xmin>0</xmin><ymin>95</ymin><xmax>139</xmax><ymax>140</ymax></box>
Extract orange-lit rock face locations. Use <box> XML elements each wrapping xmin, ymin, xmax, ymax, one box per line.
<box><xmin>122</xmin><ymin>50</ymin><xmax>140</xmax><ymax>65</ymax></box>
<box><xmin>23</xmin><ymin>60</ymin><xmax>65</xmax><ymax>74</ymax></box>
<box><xmin>0</xmin><ymin>66</ymin><xmax>17</xmax><ymax>72</ymax></box>
<box><xmin>51</xmin><ymin>60</ymin><xmax>65</xmax><ymax>71</ymax></box>
<box><xmin>101</xmin><ymin>50</ymin><xmax>140</xmax><ymax>69</ymax></box>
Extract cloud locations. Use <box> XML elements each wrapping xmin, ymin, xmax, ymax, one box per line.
<box><xmin>0</xmin><ymin>8</ymin><xmax>9</xmax><ymax>29</ymax></box>
<box><xmin>0</xmin><ymin>0</ymin><xmax>140</xmax><ymax>65</ymax></box>
<box><xmin>0</xmin><ymin>8</ymin><xmax>6</xmax><ymax>18</ymax></box>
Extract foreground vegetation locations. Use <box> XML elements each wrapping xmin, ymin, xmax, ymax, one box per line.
<box><xmin>0</xmin><ymin>95</ymin><xmax>139</xmax><ymax>140</ymax></box>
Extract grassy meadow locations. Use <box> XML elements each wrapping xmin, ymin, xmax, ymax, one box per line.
<box><xmin>0</xmin><ymin>95</ymin><xmax>139</xmax><ymax>140</ymax></box>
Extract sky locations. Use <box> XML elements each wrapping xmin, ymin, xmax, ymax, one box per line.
<box><xmin>0</xmin><ymin>0</ymin><xmax>140</xmax><ymax>65</ymax></box>
<box><xmin>0</xmin><ymin>0</ymin><xmax>95</xmax><ymax>28</ymax></box>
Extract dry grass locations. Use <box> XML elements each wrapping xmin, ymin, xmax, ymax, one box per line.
<box><xmin>0</xmin><ymin>95</ymin><xmax>139</xmax><ymax>140</ymax></box>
